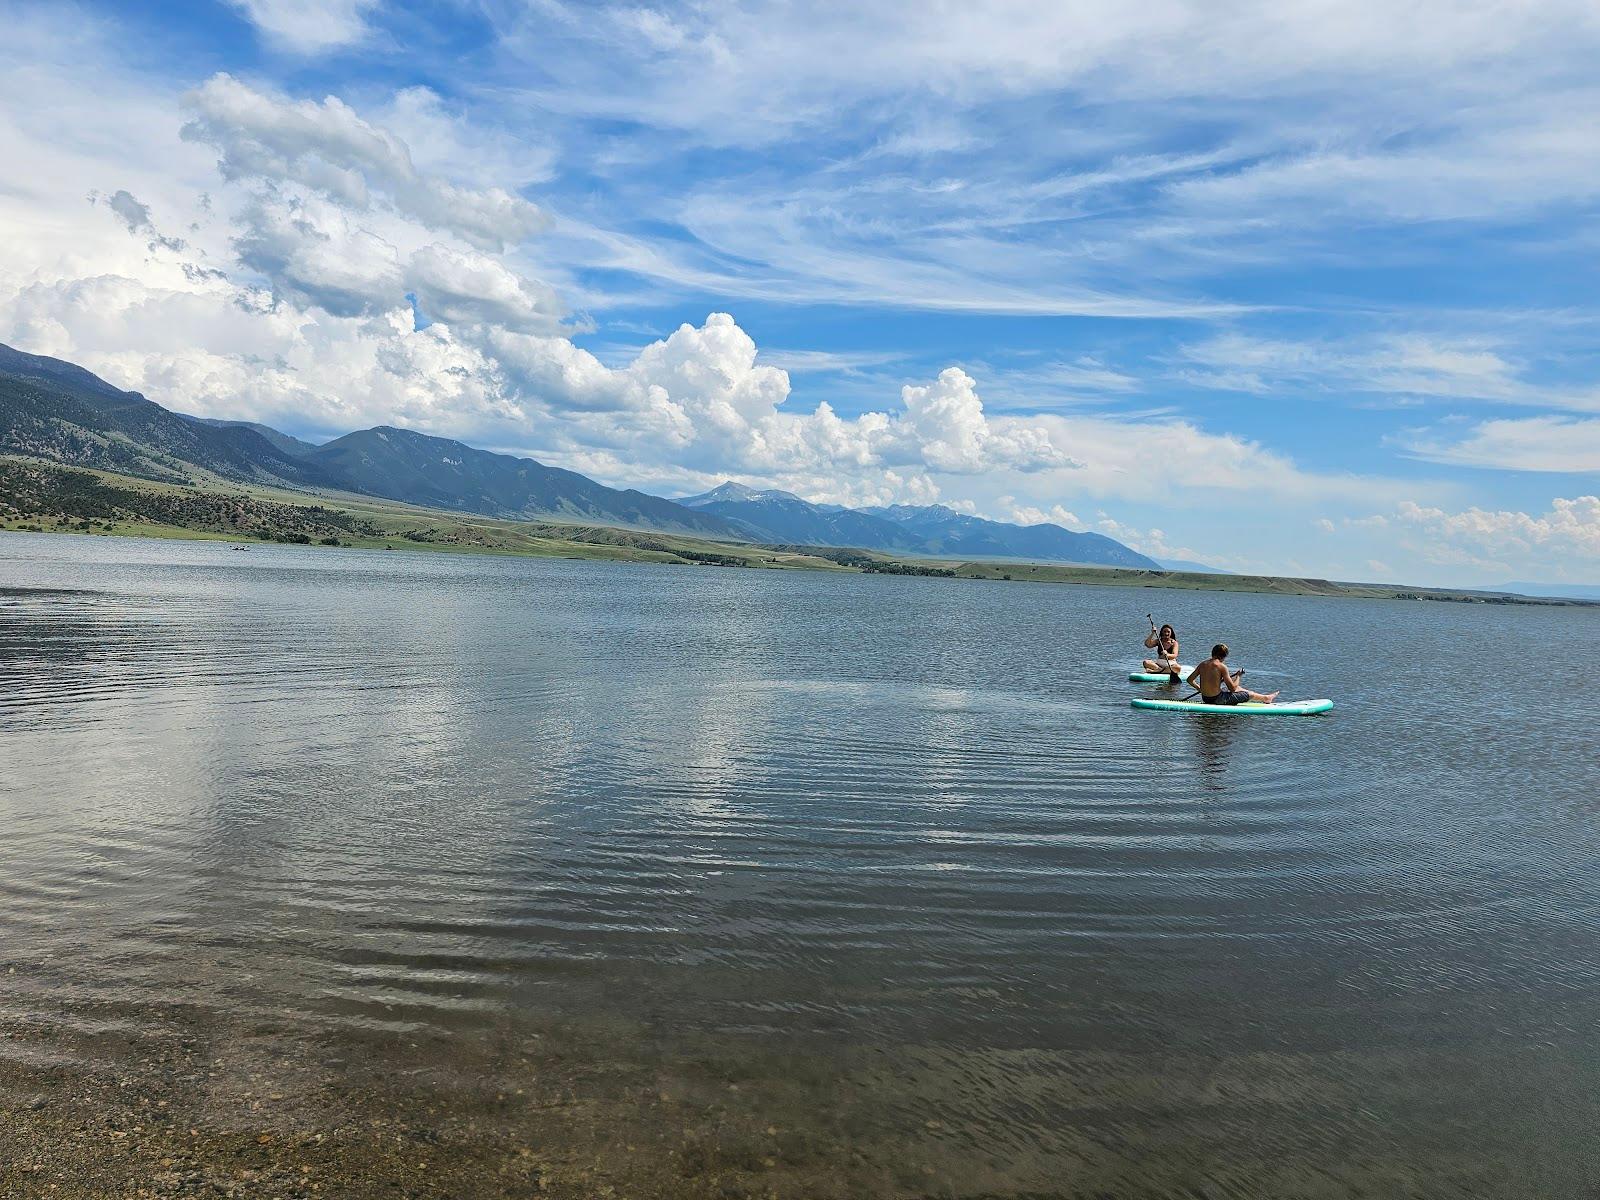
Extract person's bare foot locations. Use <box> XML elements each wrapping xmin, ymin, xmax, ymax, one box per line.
<box><xmin>1263</xmin><ymin>691</ymin><xmax>1280</xmax><ymax>703</ymax></box>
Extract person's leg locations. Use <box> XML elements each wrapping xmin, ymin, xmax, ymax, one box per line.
<box><xmin>1243</xmin><ymin>689</ymin><xmax>1279</xmax><ymax>704</ymax></box>
<box><xmin>1143</xmin><ymin>659</ymin><xmax>1162</xmax><ymax>672</ymax></box>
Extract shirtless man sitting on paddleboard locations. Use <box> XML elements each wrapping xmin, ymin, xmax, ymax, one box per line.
<box><xmin>1186</xmin><ymin>644</ymin><xmax>1279</xmax><ymax>706</ymax></box>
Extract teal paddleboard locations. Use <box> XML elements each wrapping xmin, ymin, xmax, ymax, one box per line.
<box><xmin>1129</xmin><ymin>670</ymin><xmax>1187</xmax><ymax>683</ymax></box>
<box><xmin>1131</xmin><ymin>697</ymin><xmax>1333</xmax><ymax>716</ymax></box>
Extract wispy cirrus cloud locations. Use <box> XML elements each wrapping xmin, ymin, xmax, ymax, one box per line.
<box><xmin>1173</xmin><ymin>332</ymin><xmax>1600</xmax><ymax>412</ymax></box>
<box><xmin>755</xmin><ymin>348</ymin><xmax>908</xmax><ymax>374</ymax></box>
<box><xmin>1403</xmin><ymin>416</ymin><xmax>1600</xmax><ymax>473</ymax></box>
<box><xmin>464</xmin><ymin>0</ymin><xmax>1600</xmax><ymax>323</ymax></box>
<box><xmin>227</xmin><ymin>0</ymin><xmax>381</xmax><ymax>55</ymax></box>
<box><xmin>485</xmin><ymin>0</ymin><xmax>1600</xmax><ymax>142</ymax></box>
<box><xmin>968</xmin><ymin>357</ymin><xmax>1144</xmax><ymax>413</ymax></box>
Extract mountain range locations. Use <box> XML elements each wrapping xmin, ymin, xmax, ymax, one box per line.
<box><xmin>1497</xmin><ymin>581</ymin><xmax>1600</xmax><ymax>601</ymax></box>
<box><xmin>0</xmin><ymin>343</ymin><xmax>741</xmax><ymax>537</ymax></box>
<box><xmin>0</xmin><ymin>341</ymin><xmax>1161</xmax><ymax>567</ymax></box>
<box><xmin>678</xmin><ymin>482</ymin><xmax>1161</xmax><ymax>567</ymax></box>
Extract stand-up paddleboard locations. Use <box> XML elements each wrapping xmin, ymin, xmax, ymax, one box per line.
<box><xmin>1131</xmin><ymin>696</ymin><xmax>1333</xmax><ymax>716</ymax></box>
<box><xmin>1129</xmin><ymin>670</ymin><xmax>1188</xmax><ymax>683</ymax></box>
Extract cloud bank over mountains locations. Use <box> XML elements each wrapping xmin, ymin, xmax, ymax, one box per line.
<box><xmin>0</xmin><ymin>62</ymin><xmax>1336</xmax><ymax>517</ymax></box>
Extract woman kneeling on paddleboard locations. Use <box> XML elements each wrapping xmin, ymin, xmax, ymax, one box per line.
<box><xmin>1143</xmin><ymin>622</ymin><xmax>1181</xmax><ymax>677</ymax></box>
<box><xmin>1187</xmin><ymin>644</ymin><xmax>1279</xmax><ymax>706</ymax></box>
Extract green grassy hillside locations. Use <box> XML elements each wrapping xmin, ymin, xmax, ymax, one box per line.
<box><xmin>0</xmin><ymin>457</ymin><xmax>847</xmax><ymax>568</ymax></box>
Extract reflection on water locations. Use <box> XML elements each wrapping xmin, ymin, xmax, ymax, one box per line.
<box><xmin>1189</xmin><ymin>713</ymin><xmax>1242</xmax><ymax>790</ymax></box>
<box><xmin>2</xmin><ymin>532</ymin><xmax>1600</xmax><ymax>1197</ymax></box>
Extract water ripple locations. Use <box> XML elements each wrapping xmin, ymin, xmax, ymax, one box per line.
<box><xmin>4</xmin><ymin>534</ymin><xmax>1600</xmax><ymax>1192</ymax></box>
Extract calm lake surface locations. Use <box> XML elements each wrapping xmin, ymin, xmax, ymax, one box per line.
<box><xmin>2</xmin><ymin>531</ymin><xmax>1598</xmax><ymax>1198</ymax></box>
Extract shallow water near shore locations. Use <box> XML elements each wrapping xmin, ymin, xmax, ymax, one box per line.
<box><xmin>2</xmin><ymin>531</ymin><xmax>1599</xmax><ymax>1198</ymax></box>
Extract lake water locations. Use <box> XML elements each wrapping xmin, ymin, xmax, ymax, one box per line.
<box><xmin>2</xmin><ymin>531</ymin><xmax>1598</xmax><ymax>1198</ymax></box>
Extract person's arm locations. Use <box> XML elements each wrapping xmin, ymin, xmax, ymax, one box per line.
<box><xmin>1144</xmin><ymin>631</ymin><xmax>1159</xmax><ymax>649</ymax></box>
<box><xmin>1185</xmin><ymin>663</ymin><xmax>1202</xmax><ymax>686</ymax></box>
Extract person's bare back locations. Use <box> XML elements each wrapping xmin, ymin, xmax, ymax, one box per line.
<box><xmin>1191</xmin><ymin>657</ymin><xmax>1229</xmax><ymax>698</ymax></box>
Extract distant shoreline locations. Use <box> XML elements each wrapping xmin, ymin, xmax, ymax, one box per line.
<box><xmin>2</xmin><ymin>456</ymin><xmax>1593</xmax><ymax>608</ymax></box>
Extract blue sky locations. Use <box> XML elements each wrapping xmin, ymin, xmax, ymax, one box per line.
<box><xmin>1</xmin><ymin>0</ymin><xmax>1598</xmax><ymax>584</ymax></box>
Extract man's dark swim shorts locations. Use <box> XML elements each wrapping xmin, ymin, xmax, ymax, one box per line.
<box><xmin>1202</xmin><ymin>690</ymin><xmax>1250</xmax><ymax>706</ymax></box>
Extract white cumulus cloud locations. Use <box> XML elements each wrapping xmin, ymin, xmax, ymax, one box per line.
<box><xmin>479</xmin><ymin>316</ymin><xmax>1071</xmax><ymax>492</ymax></box>
<box><xmin>234</xmin><ymin>192</ymin><xmax>404</xmax><ymax>318</ymax></box>
<box><xmin>1395</xmin><ymin>496</ymin><xmax>1600</xmax><ymax>563</ymax></box>
<box><xmin>999</xmin><ymin>498</ymin><xmax>1083</xmax><ymax>528</ymax></box>
<box><xmin>898</xmin><ymin>368</ymin><xmax>1075</xmax><ymax>473</ymax></box>
<box><xmin>181</xmin><ymin>74</ymin><xmax>547</xmax><ymax>252</ymax></box>
<box><xmin>406</xmin><ymin>244</ymin><xmax>565</xmax><ymax>333</ymax></box>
